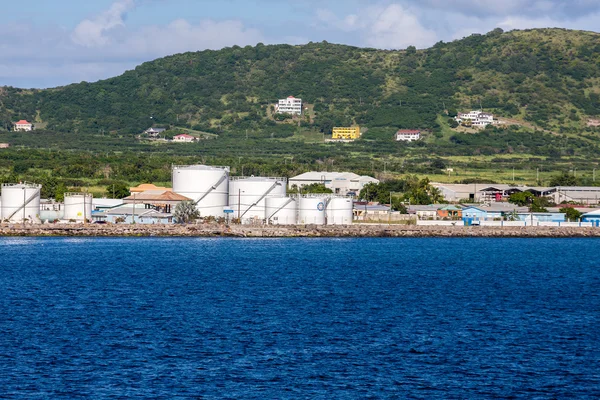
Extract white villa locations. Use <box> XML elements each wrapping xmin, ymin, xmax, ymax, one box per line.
<box><xmin>456</xmin><ymin>110</ymin><xmax>494</xmax><ymax>128</ymax></box>
<box><xmin>395</xmin><ymin>129</ymin><xmax>421</xmax><ymax>142</ymax></box>
<box><xmin>275</xmin><ymin>96</ymin><xmax>302</xmax><ymax>115</ymax></box>
<box><xmin>14</xmin><ymin>120</ymin><xmax>33</xmax><ymax>131</ymax></box>
<box><xmin>172</xmin><ymin>134</ymin><xmax>195</xmax><ymax>143</ymax></box>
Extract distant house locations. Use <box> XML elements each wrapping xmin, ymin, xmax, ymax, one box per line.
<box><xmin>456</xmin><ymin>110</ymin><xmax>494</xmax><ymax>128</ymax></box>
<box><xmin>144</xmin><ymin>127</ymin><xmax>166</xmax><ymax>137</ymax></box>
<box><xmin>332</xmin><ymin>127</ymin><xmax>361</xmax><ymax>140</ymax></box>
<box><xmin>14</xmin><ymin>120</ymin><xmax>33</xmax><ymax>132</ymax></box>
<box><xmin>395</xmin><ymin>129</ymin><xmax>421</xmax><ymax>142</ymax></box>
<box><xmin>0</xmin><ymin>143</ymin><xmax>9</xmax><ymax>149</ymax></box>
<box><xmin>461</xmin><ymin>204</ymin><xmax>528</xmax><ymax>221</ymax></box>
<box><xmin>275</xmin><ymin>96</ymin><xmax>302</xmax><ymax>115</ymax></box>
<box><xmin>172</xmin><ymin>134</ymin><xmax>195</xmax><ymax>143</ymax></box>
<box><xmin>123</xmin><ymin>190</ymin><xmax>191</xmax><ymax>213</ymax></box>
<box><xmin>437</xmin><ymin>205</ymin><xmax>462</xmax><ymax>219</ymax></box>
<box><xmin>408</xmin><ymin>204</ymin><xmax>442</xmax><ymax>220</ymax></box>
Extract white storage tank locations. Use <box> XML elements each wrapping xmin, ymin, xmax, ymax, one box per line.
<box><xmin>327</xmin><ymin>197</ymin><xmax>354</xmax><ymax>225</ymax></box>
<box><xmin>172</xmin><ymin>165</ymin><xmax>229</xmax><ymax>218</ymax></box>
<box><xmin>266</xmin><ymin>196</ymin><xmax>297</xmax><ymax>225</ymax></box>
<box><xmin>1</xmin><ymin>183</ymin><xmax>42</xmax><ymax>223</ymax></box>
<box><xmin>229</xmin><ymin>177</ymin><xmax>287</xmax><ymax>222</ymax></box>
<box><xmin>63</xmin><ymin>193</ymin><xmax>93</xmax><ymax>222</ymax></box>
<box><xmin>298</xmin><ymin>196</ymin><xmax>327</xmax><ymax>225</ymax></box>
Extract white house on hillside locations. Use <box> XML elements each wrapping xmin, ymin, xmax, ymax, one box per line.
<box><xmin>14</xmin><ymin>120</ymin><xmax>33</xmax><ymax>131</ymax></box>
<box><xmin>145</xmin><ymin>127</ymin><xmax>166</xmax><ymax>137</ymax></box>
<box><xmin>395</xmin><ymin>129</ymin><xmax>421</xmax><ymax>142</ymax></box>
<box><xmin>173</xmin><ymin>134</ymin><xmax>195</xmax><ymax>143</ymax></box>
<box><xmin>456</xmin><ymin>110</ymin><xmax>494</xmax><ymax>128</ymax></box>
<box><xmin>275</xmin><ymin>96</ymin><xmax>302</xmax><ymax>115</ymax></box>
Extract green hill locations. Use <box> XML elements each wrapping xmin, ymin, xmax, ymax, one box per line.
<box><xmin>1</xmin><ymin>28</ymin><xmax>599</xmax><ymax>137</ymax></box>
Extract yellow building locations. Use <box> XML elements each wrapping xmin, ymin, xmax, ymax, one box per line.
<box><xmin>332</xmin><ymin>126</ymin><xmax>361</xmax><ymax>140</ymax></box>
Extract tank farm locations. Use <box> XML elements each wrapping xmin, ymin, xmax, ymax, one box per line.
<box><xmin>172</xmin><ymin>165</ymin><xmax>354</xmax><ymax>225</ymax></box>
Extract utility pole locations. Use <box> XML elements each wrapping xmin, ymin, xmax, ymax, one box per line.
<box><xmin>536</xmin><ymin>168</ymin><xmax>539</xmax><ymax>182</ymax></box>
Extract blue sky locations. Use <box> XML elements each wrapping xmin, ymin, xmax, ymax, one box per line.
<box><xmin>2</xmin><ymin>0</ymin><xmax>599</xmax><ymax>88</ymax></box>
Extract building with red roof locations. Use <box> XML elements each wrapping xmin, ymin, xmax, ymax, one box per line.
<box><xmin>172</xmin><ymin>134</ymin><xmax>196</xmax><ymax>143</ymax></box>
<box><xmin>14</xmin><ymin>120</ymin><xmax>33</xmax><ymax>132</ymax></box>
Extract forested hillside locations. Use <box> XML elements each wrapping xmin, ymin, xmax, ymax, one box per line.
<box><xmin>1</xmin><ymin>28</ymin><xmax>599</xmax><ymax>136</ymax></box>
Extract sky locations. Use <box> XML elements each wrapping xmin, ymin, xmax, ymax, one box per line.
<box><xmin>2</xmin><ymin>0</ymin><xmax>599</xmax><ymax>88</ymax></box>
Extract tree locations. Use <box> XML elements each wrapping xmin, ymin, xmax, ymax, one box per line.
<box><xmin>54</xmin><ymin>182</ymin><xmax>67</xmax><ymax>202</ymax></box>
<box><xmin>508</xmin><ymin>192</ymin><xmax>534</xmax><ymax>206</ymax></box>
<box><xmin>301</xmin><ymin>183</ymin><xmax>333</xmax><ymax>194</ymax></box>
<box><xmin>173</xmin><ymin>201</ymin><xmax>200</xmax><ymax>224</ymax></box>
<box><xmin>391</xmin><ymin>197</ymin><xmax>407</xmax><ymax>213</ymax></box>
<box><xmin>560</xmin><ymin>207</ymin><xmax>582</xmax><ymax>222</ymax></box>
<box><xmin>106</xmin><ymin>182</ymin><xmax>130</xmax><ymax>199</ymax></box>
<box><xmin>549</xmin><ymin>172</ymin><xmax>578</xmax><ymax>187</ymax></box>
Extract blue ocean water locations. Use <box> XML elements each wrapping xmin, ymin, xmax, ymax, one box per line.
<box><xmin>0</xmin><ymin>237</ymin><xmax>599</xmax><ymax>398</ymax></box>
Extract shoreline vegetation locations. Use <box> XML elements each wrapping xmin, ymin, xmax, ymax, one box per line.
<box><xmin>1</xmin><ymin>224</ymin><xmax>600</xmax><ymax>238</ymax></box>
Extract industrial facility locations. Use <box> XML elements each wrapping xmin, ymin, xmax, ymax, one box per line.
<box><xmin>0</xmin><ymin>166</ymin><xmax>356</xmax><ymax>225</ymax></box>
<box><xmin>171</xmin><ymin>165</ymin><xmax>354</xmax><ymax>225</ymax></box>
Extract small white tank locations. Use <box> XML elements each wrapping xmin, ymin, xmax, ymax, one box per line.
<box><xmin>172</xmin><ymin>165</ymin><xmax>229</xmax><ymax>218</ymax></box>
<box><xmin>327</xmin><ymin>197</ymin><xmax>354</xmax><ymax>225</ymax></box>
<box><xmin>266</xmin><ymin>197</ymin><xmax>297</xmax><ymax>225</ymax></box>
<box><xmin>298</xmin><ymin>196</ymin><xmax>327</xmax><ymax>225</ymax></box>
<box><xmin>1</xmin><ymin>183</ymin><xmax>42</xmax><ymax>223</ymax></box>
<box><xmin>229</xmin><ymin>177</ymin><xmax>287</xmax><ymax>221</ymax></box>
<box><xmin>63</xmin><ymin>193</ymin><xmax>93</xmax><ymax>222</ymax></box>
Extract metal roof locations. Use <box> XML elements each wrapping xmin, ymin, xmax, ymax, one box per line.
<box><xmin>582</xmin><ymin>208</ymin><xmax>600</xmax><ymax>216</ymax></box>
<box><xmin>290</xmin><ymin>171</ymin><xmax>361</xmax><ymax>181</ymax></box>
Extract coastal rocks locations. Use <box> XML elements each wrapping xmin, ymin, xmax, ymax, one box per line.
<box><xmin>0</xmin><ymin>223</ymin><xmax>599</xmax><ymax>238</ymax></box>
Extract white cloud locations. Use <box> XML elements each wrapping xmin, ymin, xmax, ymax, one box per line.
<box><xmin>316</xmin><ymin>4</ymin><xmax>437</xmax><ymax>49</ymax></box>
<box><xmin>71</xmin><ymin>0</ymin><xmax>135</xmax><ymax>47</ymax></box>
<box><xmin>113</xmin><ymin>19</ymin><xmax>264</xmax><ymax>58</ymax></box>
<box><xmin>1</xmin><ymin>0</ymin><xmax>600</xmax><ymax>88</ymax></box>
<box><xmin>364</xmin><ymin>5</ymin><xmax>438</xmax><ymax>49</ymax></box>
<box><xmin>404</xmin><ymin>0</ymin><xmax>600</xmax><ymax>18</ymax></box>
<box><xmin>0</xmin><ymin>1</ymin><xmax>265</xmax><ymax>87</ymax></box>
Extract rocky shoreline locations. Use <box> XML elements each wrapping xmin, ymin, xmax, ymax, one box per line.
<box><xmin>1</xmin><ymin>223</ymin><xmax>600</xmax><ymax>238</ymax></box>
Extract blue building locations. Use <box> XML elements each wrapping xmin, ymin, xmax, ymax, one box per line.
<box><xmin>582</xmin><ymin>209</ymin><xmax>600</xmax><ymax>224</ymax></box>
<box><xmin>461</xmin><ymin>204</ymin><xmax>528</xmax><ymax>221</ymax></box>
<box><xmin>517</xmin><ymin>212</ymin><xmax>565</xmax><ymax>224</ymax></box>
<box><xmin>461</xmin><ymin>206</ymin><xmax>487</xmax><ymax>221</ymax></box>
